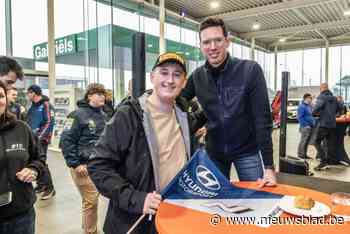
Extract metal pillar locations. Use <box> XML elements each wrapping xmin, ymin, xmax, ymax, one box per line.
<box><xmin>5</xmin><ymin>0</ymin><xmax>13</xmax><ymax>56</ymax></box>
<box><xmin>325</xmin><ymin>40</ymin><xmax>329</xmax><ymax>84</ymax></box>
<box><xmin>47</xmin><ymin>0</ymin><xmax>56</xmax><ymax>100</ymax></box>
<box><xmin>250</xmin><ymin>37</ymin><xmax>255</xmax><ymax>61</ymax></box>
<box><xmin>159</xmin><ymin>0</ymin><xmax>165</xmax><ymax>54</ymax></box>
<box><xmin>274</xmin><ymin>46</ymin><xmax>278</xmax><ymax>91</ymax></box>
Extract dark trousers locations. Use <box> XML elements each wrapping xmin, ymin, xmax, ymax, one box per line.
<box><xmin>209</xmin><ymin>152</ymin><xmax>264</xmax><ymax>181</ymax></box>
<box><xmin>37</xmin><ymin>141</ymin><xmax>54</xmax><ymax>190</ymax></box>
<box><xmin>0</xmin><ymin>208</ymin><xmax>35</xmax><ymax>234</ymax></box>
<box><xmin>314</xmin><ymin>127</ymin><xmax>336</xmax><ymax>164</ymax></box>
<box><xmin>297</xmin><ymin>127</ymin><xmax>313</xmax><ymax>158</ymax></box>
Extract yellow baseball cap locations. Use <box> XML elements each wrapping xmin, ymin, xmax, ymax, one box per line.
<box><xmin>152</xmin><ymin>52</ymin><xmax>187</xmax><ymax>74</ymax></box>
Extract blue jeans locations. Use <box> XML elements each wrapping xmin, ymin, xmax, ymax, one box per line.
<box><xmin>0</xmin><ymin>208</ymin><xmax>35</xmax><ymax>234</ymax></box>
<box><xmin>210</xmin><ymin>152</ymin><xmax>264</xmax><ymax>181</ymax></box>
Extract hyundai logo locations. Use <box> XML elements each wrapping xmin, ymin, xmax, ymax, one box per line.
<box><xmin>196</xmin><ymin>166</ymin><xmax>221</xmax><ymax>191</ymax></box>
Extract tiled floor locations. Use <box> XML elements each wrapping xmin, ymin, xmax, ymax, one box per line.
<box><xmin>35</xmin><ymin>123</ymin><xmax>350</xmax><ymax>233</ymax></box>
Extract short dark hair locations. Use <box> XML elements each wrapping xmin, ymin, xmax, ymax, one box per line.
<box><xmin>27</xmin><ymin>84</ymin><xmax>42</xmax><ymax>96</ymax></box>
<box><xmin>0</xmin><ymin>56</ymin><xmax>24</xmax><ymax>80</ymax></box>
<box><xmin>199</xmin><ymin>17</ymin><xmax>228</xmax><ymax>39</ymax></box>
<box><xmin>303</xmin><ymin>93</ymin><xmax>312</xmax><ymax>100</ymax></box>
<box><xmin>84</xmin><ymin>83</ymin><xmax>106</xmax><ymax>100</ymax></box>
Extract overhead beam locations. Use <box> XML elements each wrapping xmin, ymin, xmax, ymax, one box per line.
<box><xmin>269</xmin><ymin>39</ymin><xmax>323</xmax><ymax>47</ymax></box>
<box><xmin>330</xmin><ymin>31</ymin><xmax>350</xmax><ymax>40</ymax></box>
<box><xmin>204</xmin><ymin>0</ymin><xmax>338</xmax><ymax>22</ymax></box>
<box><xmin>240</xmin><ymin>18</ymin><xmax>350</xmax><ymax>38</ymax></box>
<box><xmin>289</xmin><ymin>7</ymin><xmax>328</xmax><ymax>41</ymax></box>
<box><xmin>267</xmin><ymin>36</ymin><xmax>350</xmax><ymax>51</ymax></box>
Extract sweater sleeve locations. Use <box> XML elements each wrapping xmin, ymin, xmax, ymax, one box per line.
<box><xmin>248</xmin><ymin>63</ymin><xmax>274</xmax><ymax>167</ymax></box>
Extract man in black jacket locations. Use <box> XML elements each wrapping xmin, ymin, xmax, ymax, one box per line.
<box><xmin>313</xmin><ymin>83</ymin><xmax>342</xmax><ymax>171</ymax></box>
<box><xmin>60</xmin><ymin>83</ymin><xmax>107</xmax><ymax>234</ymax></box>
<box><xmin>181</xmin><ymin>17</ymin><xmax>275</xmax><ymax>187</ymax></box>
<box><xmin>88</xmin><ymin>52</ymin><xmax>205</xmax><ymax>234</ymax></box>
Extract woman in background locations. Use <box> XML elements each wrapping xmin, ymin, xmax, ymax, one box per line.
<box><xmin>0</xmin><ymin>80</ymin><xmax>44</xmax><ymax>234</ymax></box>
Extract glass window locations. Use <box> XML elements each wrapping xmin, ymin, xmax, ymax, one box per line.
<box><xmin>55</xmin><ymin>0</ymin><xmax>84</xmax><ymax>38</ymax></box>
<box><xmin>165</xmin><ymin>23</ymin><xmax>180</xmax><ymax>42</ymax></box>
<box><xmin>303</xmin><ymin>48</ymin><xmax>321</xmax><ymax>86</ymax></box>
<box><xmin>144</xmin><ymin>16</ymin><xmax>159</xmax><ymax>37</ymax></box>
<box><xmin>183</xmin><ymin>28</ymin><xmax>197</xmax><ymax>47</ymax></box>
<box><xmin>329</xmin><ymin>46</ymin><xmax>341</xmax><ymax>91</ymax></box>
<box><xmin>285</xmin><ymin>50</ymin><xmax>302</xmax><ymax>87</ymax></box>
<box><xmin>12</xmin><ymin>0</ymin><xmax>47</xmax><ymax>58</ymax></box>
<box><xmin>340</xmin><ymin>45</ymin><xmax>350</xmax><ymax>102</ymax></box>
<box><xmin>242</xmin><ymin>45</ymin><xmax>250</xmax><ymax>60</ymax></box>
<box><xmin>113</xmin><ymin>8</ymin><xmax>140</xmax><ymax>31</ymax></box>
<box><xmin>233</xmin><ymin>43</ymin><xmax>242</xmax><ymax>59</ymax></box>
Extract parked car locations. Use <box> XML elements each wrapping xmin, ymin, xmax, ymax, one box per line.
<box><xmin>287</xmin><ymin>99</ymin><xmax>301</xmax><ymax>121</ymax></box>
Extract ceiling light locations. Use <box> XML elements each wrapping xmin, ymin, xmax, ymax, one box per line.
<box><xmin>344</xmin><ymin>9</ymin><xmax>350</xmax><ymax>16</ymax></box>
<box><xmin>252</xmin><ymin>22</ymin><xmax>261</xmax><ymax>30</ymax></box>
<box><xmin>147</xmin><ymin>44</ymin><xmax>153</xmax><ymax>48</ymax></box>
<box><xmin>180</xmin><ymin>11</ymin><xmax>185</xmax><ymax>17</ymax></box>
<box><xmin>210</xmin><ymin>1</ymin><xmax>219</xmax><ymax>9</ymax></box>
<box><xmin>185</xmin><ymin>52</ymin><xmax>190</xmax><ymax>56</ymax></box>
<box><xmin>279</xmin><ymin>38</ymin><xmax>286</xmax><ymax>43</ymax></box>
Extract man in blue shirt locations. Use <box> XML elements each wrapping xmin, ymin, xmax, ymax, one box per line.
<box><xmin>297</xmin><ymin>93</ymin><xmax>315</xmax><ymax>159</ymax></box>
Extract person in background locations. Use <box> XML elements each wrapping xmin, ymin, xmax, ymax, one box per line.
<box><xmin>336</xmin><ymin>96</ymin><xmax>347</xmax><ymax>116</ymax></box>
<box><xmin>313</xmin><ymin>83</ymin><xmax>342</xmax><ymax>170</ymax></box>
<box><xmin>88</xmin><ymin>52</ymin><xmax>205</xmax><ymax>234</ymax></box>
<box><xmin>0</xmin><ymin>56</ymin><xmax>24</xmax><ymax>87</ymax></box>
<box><xmin>180</xmin><ymin>17</ymin><xmax>275</xmax><ymax>187</ymax></box>
<box><xmin>0</xmin><ymin>80</ymin><xmax>44</xmax><ymax>234</ymax></box>
<box><xmin>26</xmin><ymin>85</ymin><xmax>56</xmax><ymax>200</ymax></box>
<box><xmin>297</xmin><ymin>93</ymin><xmax>315</xmax><ymax>159</ymax></box>
<box><xmin>60</xmin><ymin>83</ymin><xmax>107</xmax><ymax>234</ymax></box>
<box><xmin>103</xmin><ymin>89</ymin><xmax>115</xmax><ymax>119</ymax></box>
<box><xmin>7</xmin><ymin>87</ymin><xmax>25</xmax><ymax>120</ymax></box>
<box><xmin>189</xmin><ymin>98</ymin><xmax>206</xmax><ymax>150</ymax></box>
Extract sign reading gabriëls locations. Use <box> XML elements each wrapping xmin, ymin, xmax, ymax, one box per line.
<box><xmin>33</xmin><ymin>35</ymin><xmax>76</xmax><ymax>60</ymax></box>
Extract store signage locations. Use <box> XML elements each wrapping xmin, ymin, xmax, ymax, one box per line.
<box><xmin>33</xmin><ymin>35</ymin><xmax>76</xmax><ymax>60</ymax></box>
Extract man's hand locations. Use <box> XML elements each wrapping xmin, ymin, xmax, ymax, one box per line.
<box><xmin>75</xmin><ymin>165</ymin><xmax>88</xmax><ymax>177</ymax></box>
<box><xmin>257</xmin><ymin>169</ymin><xmax>277</xmax><ymax>188</ymax></box>
<box><xmin>143</xmin><ymin>192</ymin><xmax>162</xmax><ymax>215</ymax></box>
<box><xmin>16</xmin><ymin>168</ymin><xmax>38</xmax><ymax>183</ymax></box>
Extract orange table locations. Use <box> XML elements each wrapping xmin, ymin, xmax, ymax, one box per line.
<box><xmin>156</xmin><ymin>182</ymin><xmax>349</xmax><ymax>234</ymax></box>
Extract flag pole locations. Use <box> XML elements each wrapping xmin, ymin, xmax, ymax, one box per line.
<box><xmin>126</xmin><ymin>214</ymin><xmax>146</xmax><ymax>234</ymax></box>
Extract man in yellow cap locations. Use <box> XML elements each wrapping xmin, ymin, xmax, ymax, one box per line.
<box><xmin>88</xmin><ymin>52</ymin><xmax>205</xmax><ymax>234</ymax></box>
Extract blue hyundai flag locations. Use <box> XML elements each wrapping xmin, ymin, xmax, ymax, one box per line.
<box><xmin>160</xmin><ymin>149</ymin><xmax>284</xmax><ymax>227</ymax></box>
